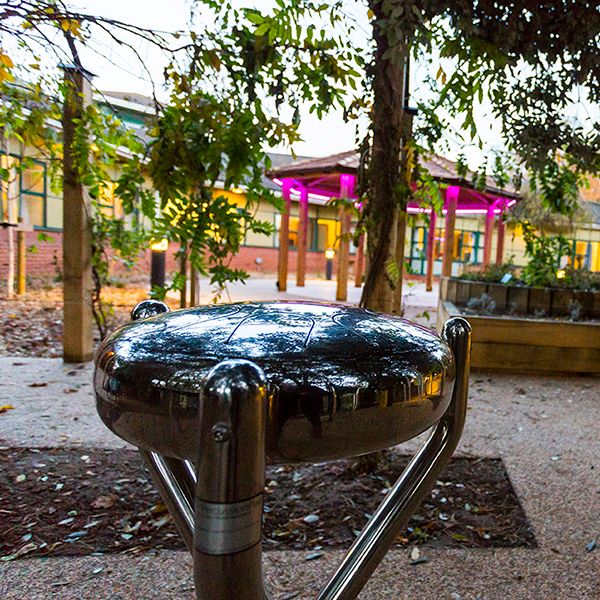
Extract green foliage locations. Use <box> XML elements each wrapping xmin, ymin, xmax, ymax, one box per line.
<box><xmin>555</xmin><ymin>266</ymin><xmax>600</xmax><ymax>292</ymax></box>
<box><xmin>459</xmin><ymin>259</ymin><xmax>516</xmax><ymax>284</ymax></box>
<box><xmin>143</xmin><ymin>0</ymin><xmax>362</xmax><ymax>300</ymax></box>
<box><xmin>520</xmin><ymin>222</ymin><xmax>571</xmax><ymax>288</ymax></box>
<box><xmin>406</xmin><ymin>2</ymin><xmax>599</xmax><ymax>214</ymax></box>
<box><xmin>465</xmin><ymin>293</ymin><xmax>496</xmax><ymax>315</ymax></box>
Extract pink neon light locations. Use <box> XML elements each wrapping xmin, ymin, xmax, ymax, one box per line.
<box><xmin>289</xmin><ymin>186</ymin><xmax>331</xmax><ymax>201</ymax></box>
<box><xmin>445</xmin><ymin>185</ymin><xmax>461</xmax><ymax>201</ymax></box>
<box><xmin>407</xmin><ymin>206</ymin><xmax>499</xmax><ymax>216</ymax></box>
<box><xmin>456</xmin><ymin>208</ymin><xmax>489</xmax><ymax>214</ymax></box>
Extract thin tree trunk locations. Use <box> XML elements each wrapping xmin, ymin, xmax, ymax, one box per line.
<box><xmin>180</xmin><ymin>249</ymin><xmax>188</xmax><ymax>308</ymax></box>
<box><xmin>357</xmin><ymin>3</ymin><xmax>415</xmax><ymax>471</ymax></box>
<box><xmin>360</xmin><ymin>2</ymin><xmax>411</xmax><ymax>314</ymax></box>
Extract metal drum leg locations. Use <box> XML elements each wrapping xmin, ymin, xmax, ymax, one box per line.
<box><xmin>139</xmin><ymin>451</ymin><xmax>196</xmax><ymax>552</ymax></box>
<box><xmin>193</xmin><ymin>359</ymin><xmax>269</xmax><ymax>600</ymax></box>
<box><xmin>316</xmin><ymin>316</ymin><xmax>471</xmax><ymax>600</ymax></box>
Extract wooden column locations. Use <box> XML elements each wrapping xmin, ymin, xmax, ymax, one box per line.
<box><xmin>296</xmin><ymin>187</ymin><xmax>309</xmax><ymax>287</ymax></box>
<box><xmin>336</xmin><ymin>209</ymin><xmax>351</xmax><ymax>301</ymax></box>
<box><xmin>496</xmin><ymin>212</ymin><xmax>506</xmax><ymax>264</ymax></box>
<box><xmin>6</xmin><ymin>224</ymin><xmax>15</xmax><ymax>298</ymax></box>
<box><xmin>16</xmin><ymin>229</ymin><xmax>26</xmax><ymax>295</ymax></box>
<box><xmin>336</xmin><ymin>174</ymin><xmax>354</xmax><ymax>302</ymax></box>
<box><xmin>179</xmin><ymin>250</ymin><xmax>188</xmax><ymax>308</ymax></box>
<box><xmin>190</xmin><ymin>267</ymin><xmax>200</xmax><ymax>306</ymax></box>
<box><xmin>62</xmin><ymin>66</ymin><xmax>94</xmax><ymax>363</ymax></box>
<box><xmin>277</xmin><ymin>180</ymin><xmax>291</xmax><ymax>292</ymax></box>
<box><xmin>482</xmin><ymin>206</ymin><xmax>494</xmax><ymax>267</ymax></box>
<box><xmin>441</xmin><ymin>186</ymin><xmax>459</xmax><ymax>278</ymax></box>
<box><xmin>354</xmin><ymin>234</ymin><xmax>365</xmax><ymax>287</ymax></box>
<box><xmin>391</xmin><ymin>207</ymin><xmax>407</xmax><ymax>314</ymax></box>
<box><xmin>425</xmin><ymin>210</ymin><xmax>437</xmax><ymax>292</ymax></box>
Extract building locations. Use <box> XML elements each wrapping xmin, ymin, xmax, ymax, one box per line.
<box><xmin>2</xmin><ymin>90</ymin><xmax>599</xmax><ymax>285</ymax></box>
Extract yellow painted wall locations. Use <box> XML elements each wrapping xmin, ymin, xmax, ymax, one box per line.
<box><xmin>406</xmin><ymin>214</ymin><xmax>600</xmax><ymax>273</ymax></box>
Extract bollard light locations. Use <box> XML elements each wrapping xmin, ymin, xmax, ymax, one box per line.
<box><xmin>324</xmin><ymin>248</ymin><xmax>335</xmax><ymax>280</ymax></box>
<box><xmin>150</xmin><ymin>238</ymin><xmax>168</xmax><ymax>289</ymax></box>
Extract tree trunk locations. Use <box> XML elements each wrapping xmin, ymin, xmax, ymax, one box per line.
<box><xmin>357</xmin><ymin>3</ymin><xmax>415</xmax><ymax>472</ymax></box>
<box><xmin>360</xmin><ymin>2</ymin><xmax>412</xmax><ymax>315</ymax></box>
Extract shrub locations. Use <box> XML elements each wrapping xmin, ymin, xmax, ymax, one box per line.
<box><xmin>520</xmin><ymin>223</ymin><xmax>571</xmax><ymax>288</ymax></box>
<box><xmin>465</xmin><ymin>293</ymin><xmax>496</xmax><ymax>315</ymax></box>
<box><xmin>459</xmin><ymin>259</ymin><xmax>516</xmax><ymax>283</ymax></box>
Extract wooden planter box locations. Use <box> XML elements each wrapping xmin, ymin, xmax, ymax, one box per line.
<box><xmin>437</xmin><ymin>300</ymin><xmax>600</xmax><ymax>374</ymax></box>
<box><xmin>440</xmin><ymin>277</ymin><xmax>600</xmax><ymax>319</ymax></box>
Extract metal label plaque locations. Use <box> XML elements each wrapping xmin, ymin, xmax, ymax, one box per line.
<box><xmin>194</xmin><ymin>495</ymin><xmax>263</xmax><ymax>555</ymax></box>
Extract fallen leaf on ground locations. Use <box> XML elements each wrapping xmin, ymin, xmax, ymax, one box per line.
<box><xmin>0</xmin><ymin>405</ymin><xmax>14</xmax><ymax>414</ymax></box>
<box><xmin>91</xmin><ymin>494</ymin><xmax>117</xmax><ymax>509</ymax></box>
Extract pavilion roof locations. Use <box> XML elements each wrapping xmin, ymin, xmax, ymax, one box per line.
<box><xmin>270</xmin><ymin>150</ymin><xmax>520</xmax><ymax>203</ymax></box>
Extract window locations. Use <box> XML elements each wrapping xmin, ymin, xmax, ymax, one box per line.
<box><xmin>95</xmin><ymin>181</ymin><xmax>124</xmax><ymax>219</ymax></box>
<box><xmin>0</xmin><ymin>154</ymin><xmax>20</xmax><ymax>223</ymax></box>
<box><xmin>19</xmin><ymin>159</ymin><xmax>46</xmax><ymax>228</ymax></box>
<box><xmin>408</xmin><ymin>225</ymin><xmax>483</xmax><ymax>275</ymax></box>
<box><xmin>0</xmin><ymin>155</ymin><xmax>50</xmax><ymax>229</ymax></box>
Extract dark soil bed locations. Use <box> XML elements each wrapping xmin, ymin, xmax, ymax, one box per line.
<box><xmin>0</xmin><ymin>447</ymin><xmax>536</xmax><ymax>560</ymax></box>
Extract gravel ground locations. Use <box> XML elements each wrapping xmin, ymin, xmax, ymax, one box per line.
<box><xmin>0</xmin><ymin>359</ymin><xmax>599</xmax><ymax>599</ymax></box>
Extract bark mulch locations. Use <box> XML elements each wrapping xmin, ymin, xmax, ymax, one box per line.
<box><xmin>0</xmin><ymin>447</ymin><xmax>536</xmax><ymax>561</ymax></box>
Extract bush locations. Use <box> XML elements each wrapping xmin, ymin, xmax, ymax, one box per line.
<box><xmin>459</xmin><ymin>259</ymin><xmax>516</xmax><ymax>283</ymax></box>
<box><xmin>465</xmin><ymin>293</ymin><xmax>496</xmax><ymax>315</ymax></box>
<box><xmin>520</xmin><ymin>223</ymin><xmax>570</xmax><ymax>288</ymax></box>
<box><xmin>556</xmin><ymin>266</ymin><xmax>600</xmax><ymax>291</ymax></box>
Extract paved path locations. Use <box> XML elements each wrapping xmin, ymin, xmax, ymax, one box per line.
<box><xmin>1</xmin><ymin>355</ymin><xmax>598</xmax><ymax>599</ymax></box>
<box><xmin>170</xmin><ymin>277</ymin><xmax>438</xmax><ymax>326</ymax></box>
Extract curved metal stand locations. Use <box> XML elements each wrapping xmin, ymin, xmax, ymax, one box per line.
<box><xmin>316</xmin><ymin>317</ymin><xmax>471</xmax><ymax>599</ymax></box>
<box><xmin>137</xmin><ymin>317</ymin><xmax>471</xmax><ymax>600</ymax></box>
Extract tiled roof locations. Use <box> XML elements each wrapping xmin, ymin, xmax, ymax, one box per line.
<box><xmin>271</xmin><ymin>149</ymin><xmax>519</xmax><ymax>198</ymax></box>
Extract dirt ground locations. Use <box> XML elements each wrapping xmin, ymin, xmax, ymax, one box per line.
<box><xmin>0</xmin><ymin>447</ymin><xmax>534</xmax><ymax>561</ymax></box>
<box><xmin>0</xmin><ymin>279</ymin><xmax>164</xmax><ymax>357</ymax></box>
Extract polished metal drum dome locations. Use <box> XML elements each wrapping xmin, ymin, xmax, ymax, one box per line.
<box><xmin>95</xmin><ymin>301</ymin><xmax>456</xmax><ymax>463</ymax></box>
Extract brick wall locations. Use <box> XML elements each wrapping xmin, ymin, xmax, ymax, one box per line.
<box><xmin>0</xmin><ymin>229</ymin><xmax>63</xmax><ymax>277</ymax></box>
<box><xmin>0</xmin><ymin>229</ymin><xmax>354</xmax><ymax>279</ymax></box>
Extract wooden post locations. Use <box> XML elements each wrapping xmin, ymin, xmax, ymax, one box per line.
<box><xmin>179</xmin><ymin>250</ymin><xmax>188</xmax><ymax>308</ymax></box>
<box><xmin>483</xmin><ymin>206</ymin><xmax>494</xmax><ymax>268</ymax></box>
<box><xmin>16</xmin><ymin>229</ymin><xmax>26</xmax><ymax>295</ymax></box>
<box><xmin>354</xmin><ymin>234</ymin><xmax>365</xmax><ymax>287</ymax></box>
<box><xmin>296</xmin><ymin>187</ymin><xmax>308</xmax><ymax>287</ymax></box>
<box><xmin>425</xmin><ymin>210</ymin><xmax>437</xmax><ymax>292</ymax></box>
<box><xmin>62</xmin><ymin>66</ymin><xmax>94</xmax><ymax>363</ymax></box>
<box><xmin>6</xmin><ymin>224</ymin><xmax>15</xmax><ymax>299</ymax></box>
<box><xmin>336</xmin><ymin>209</ymin><xmax>351</xmax><ymax>301</ymax></box>
<box><xmin>391</xmin><ymin>207</ymin><xmax>407</xmax><ymax>314</ymax></box>
<box><xmin>190</xmin><ymin>267</ymin><xmax>200</xmax><ymax>306</ymax></box>
<box><xmin>441</xmin><ymin>186</ymin><xmax>459</xmax><ymax>278</ymax></box>
<box><xmin>336</xmin><ymin>174</ymin><xmax>354</xmax><ymax>302</ymax></box>
<box><xmin>277</xmin><ymin>180</ymin><xmax>291</xmax><ymax>292</ymax></box>
<box><xmin>496</xmin><ymin>212</ymin><xmax>506</xmax><ymax>264</ymax></box>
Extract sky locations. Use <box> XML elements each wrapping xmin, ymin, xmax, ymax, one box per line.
<box><xmin>14</xmin><ymin>0</ymin><xmax>598</xmax><ymax>170</ymax></box>
<box><xmin>64</xmin><ymin>0</ymin><xmax>364</xmax><ymax>158</ymax></box>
